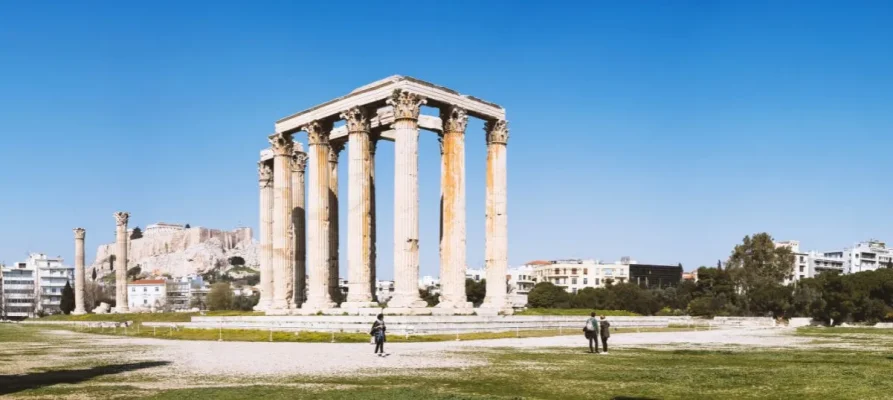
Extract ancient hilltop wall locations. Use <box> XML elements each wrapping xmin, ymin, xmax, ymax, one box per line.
<box><xmin>91</xmin><ymin>226</ymin><xmax>256</xmax><ymax>277</ymax></box>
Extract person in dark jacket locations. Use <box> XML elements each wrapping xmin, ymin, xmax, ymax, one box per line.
<box><xmin>371</xmin><ymin>314</ymin><xmax>387</xmax><ymax>355</ymax></box>
<box><xmin>599</xmin><ymin>316</ymin><xmax>611</xmax><ymax>354</ymax></box>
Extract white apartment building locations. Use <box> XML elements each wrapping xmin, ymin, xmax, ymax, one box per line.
<box><xmin>376</xmin><ymin>280</ymin><xmax>395</xmax><ymax>303</ymax></box>
<box><xmin>776</xmin><ymin>240</ymin><xmax>889</xmax><ymax>283</ymax></box>
<box><xmin>34</xmin><ymin>254</ymin><xmax>74</xmax><ymax>313</ymax></box>
<box><xmin>127</xmin><ymin>279</ymin><xmax>167</xmax><ymax>310</ymax></box>
<box><xmin>533</xmin><ymin>259</ymin><xmax>630</xmax><ymax>294</ymax></box>
<box><xmin>507</xmin><ymin>264</ymin><xmax>536</xmax><ymax>308</ymax></box>
<box><xmin>1</xmin><ymin>262</ymin><xmax>36</xmax><ymax>319</ymax></box>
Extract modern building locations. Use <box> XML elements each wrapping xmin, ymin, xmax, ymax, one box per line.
<box><xmin>376</xmin><ymin>280</ymin><xmax>395</xmax><ymax>303</ymax></box>
<box><xmin>165</xmin><ymin>275</ymin><xmax>210</xmax><ymax>310</ymax></box>
<box><xmin>507</xmin><ymin>264</ymin><xmax>536</xmax><ymax>308</ymax></box>
<box><xmin>1</xmin><ymin>261</ymin><xmax>36</xmax><ymax>319</ymax></box>
<box><xmin>34</xmin><ymin>254</ymin><xmax>74</xmax><ymax>313</ymax></box>
<box><xmin>127</xmin><ymin>279</ymin><xmax>167</xmax><ymax>310</ymax></box>
<box><xmin>628</xmin><ymin>264</ymin><xmax>683</xmax><ymax>289</ymax></box>
<box><xmin>776</xmin><ymin>239</ymin><xmax>889</xmax><ymax>283</ymax></box>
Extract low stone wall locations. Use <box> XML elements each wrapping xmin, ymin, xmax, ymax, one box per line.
<box><xmin>22</xmin><ymin>320</ymin><xmax>133</xmax><ymax>328</ymax></box>
<box><xmin>136</xmin><ymin>315</ymin><xmax>776</xmax><ymax>335</ymax></box>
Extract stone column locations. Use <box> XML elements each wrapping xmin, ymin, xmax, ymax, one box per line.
<box><xmin>254</xmin><ymin>161</ymin><xmax>274</xmax><ymax>311</ymax></box>
<box><xmin>113</xmin><ymin>212</ymin><xmax>130</xmax><ymax>313</ymax></box>
<box><xmin>72</xmin><ymin>228</ymin><xmax>87</xmax><ymax>315</ymax></box>
<box><xmin>342</xmin><ymin>107</ymin><xmax>376</xmax><ymax>308</ymax></box>
<box><xmin>369</xmin><ymin>136</ymin><xmax>379</xmax><ymax>302</ymax></box>
<box><xmin>303</xmin><ymin>121</ymin><xmax>336</xmax><ymax>310</ymax></box>
<box><xmin>328</xmin><ymin>141</ymin><xmax>344</xmax><ymax>303</ymax></box>
<box><xmin>269</xmin><ymin>133</ymin><xmax>295</xmax><ymax>311</ymax></box>
<box><xmin>291</xmin><ymin>144</ymin><xmax>308</xmax><ymax>306</ymax></box>
<box><xmin>481</xmin><ymin>120</ymin><xmax>510</xmax><ymax>313</ymax></box>
<box><xmin>386</xmin><ymin>89</ymin><xmax>428</xmax><ymax>308</ymax></box>
<box><xmin>437</xmin><ymin>106</ymin><xmax>473</xmax><ymax>312</ymax></box>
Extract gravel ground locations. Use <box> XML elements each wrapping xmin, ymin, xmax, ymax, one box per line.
<box><xmin>48</xmin><ymin>327</ymin><xmax>812</xmax><ymax>378</ymax></box>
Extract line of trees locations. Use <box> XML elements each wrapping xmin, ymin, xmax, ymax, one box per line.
<box><xmin>527</xmin><ymin>233</ymin><xmax>893</xmax><ymax>324</ymax></box>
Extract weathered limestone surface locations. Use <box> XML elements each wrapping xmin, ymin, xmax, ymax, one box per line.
<box><xmin>291</xmin><ymin>145</ymin><xmax>308</xmax><ymax>306</ymax></box>
<box><xmin>91</xmin><ymin>225</ymin><xmax>254</xmax><ymax>278</ymax></box>
<box><xmin>255</xmin><ymin>160</ymin><xmax>274</xmax><ymax>311</ymax></box>
<box><xmin>387</xmin><ymin>90</ymin><xmax>427</xmax><ymax>308</ymax></box>
<box><xmin>73</xmin><ymin>228</ymin><xmax>87</xmax><ymax>315</ymax></box>
<box><xmin>114</xmin><ymin>212</ymin><xmax>130</xmax><ymax>313</ymax></box>
<box><xmin>328</xmin><ymin>141</ymin><xmax>344</xmax><ymax>302</ymax></box>
<box><xmin>303</xmin><ymin>121</ymin><xmax>336</xmax><ymax>310</ymax></box>
<box><xmin>343</xmin><ymin>107</ymin><xmax>376</xmax><ymax>307</ymax></box>
<box><xmin>481</xmin><ymin>120</ymin><xmax>511</xmax><ymax>313</ymax></box>
<box><xmin>270</xmin><ymin>133</ymin><xmax>295</xmax><ymax>311</ymax></box>
<box><xmin>437</xmin><ymin>106</ymin><xmax>472</xmax><ymax>312</ymax></box>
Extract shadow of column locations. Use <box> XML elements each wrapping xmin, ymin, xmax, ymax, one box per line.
<box><xmin>0</xmin><ymin>361</ymin><xmax>171</xmax><ymax>395</ymax></box>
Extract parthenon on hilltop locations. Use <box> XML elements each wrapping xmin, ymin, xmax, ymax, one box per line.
<box><xmin>256</xmin><ymin>76</ymin><xmax>510</xmax><ymax>315</ymax></box>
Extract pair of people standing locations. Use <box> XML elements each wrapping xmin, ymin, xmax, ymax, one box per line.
<box><xmin>584</xmin><ymin>312</ymin><xmax>610</xmax><ymax>354</ymax></box>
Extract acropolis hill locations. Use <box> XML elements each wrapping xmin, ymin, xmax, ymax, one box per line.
<box><xmin>90</xmin><ymin>222</ymin><xmax>257</xmax><ymax>278</ymax></box>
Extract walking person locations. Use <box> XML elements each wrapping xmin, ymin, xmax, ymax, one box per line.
<box><xmin>371</xmin><ymin>314</ymin><xmax>387</xmax><ymax>356</ymax></box>
<box><xmin>583</xmin><ymin>312</ymin><xmax>600</xmax><ymax>353</ymax></box>
<box><xmin>599</xmin><ymin>315</ymin><xmax>611</xmax><ymax>354</ymax></box>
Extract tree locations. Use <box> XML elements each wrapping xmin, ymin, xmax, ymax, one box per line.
<box><xmin>527</xmin><ymin>282</ymin><xmax>570</xmax><ymax>308</ymax></box>
<box><xmin>420</xmin><ymin>288</ymin><xmax>439</xmax><ymax>307</ymax></box>
<box><xmin>130</xmin><ymin>227</ymin><xmax>143</xmax><ymax>240</ymax></box>
<box><xmin>60</xmin><ymin>281</ymin><xmax>75</xmax><ymax>315</ymax></box>
<box><xmin>465</xmin><ymin>279</ymin><xmax>487</xmax><ymax>306</ymax></box>
<box><xmin>228</xmin><ymin>256</ymin><xmax>246</xmax><ymax>267</ymax></box>
<box><xmin>727</xmin><ymin>233</ymin><xmax>794</xmax><ymax>289</ymax></box>
<box><xmin>126</xmin><ymin>265</ymin><xmax>142</xmax><ymax>280</ymax></box>
<box><xmin>185</xmin><ymin>223</ymin><xmax>191</xmax><ymax>229</ymax></box>
<box><xmin>207</xmin><ymin>282</ymin><xmax>234</xmax><ymax>311</ymax></box>
<box><xmin>91</xmin><ymin>268</ymin><xmax>97</xmax><ymax>282</ymax></box>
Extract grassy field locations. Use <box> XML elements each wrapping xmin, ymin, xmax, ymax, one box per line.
<box><xmin>26</xmin><ymin>322</ymin><xmax>701</xmax><ymax>343</ymax></box>
<box><xmin>514</xmin><ymin>308</ymin><xmax>641</xmax><ymax>316</ymax></box>
<box><xmin>4</xmin><ymin>323</ymin><xmax>893</xmax><ymax>399</ymax></box>
<box><xmin>37</xmin><ymin>311</ymin><xmax>263</xmax><ymax>323</ymax></box>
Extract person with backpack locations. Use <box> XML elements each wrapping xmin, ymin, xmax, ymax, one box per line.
<box><xmin>370</xmin><ymin>314</ymin><xmax>387</xmax><ymax>356</ymax></box>
<box><xmin>599</xmin><ymin>315</ymin><xmax>611</xmax><ymax>354</ymax></box>
<box><xmin>583</xmin><ymin>312</ymin><xmax>600</xmax><ymax>353</ymax></box>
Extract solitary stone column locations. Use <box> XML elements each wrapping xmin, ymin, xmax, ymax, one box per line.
<box><xmin>113</xmin><ymin>212</ymin><xmax>130</xmax><ymax>313</ymax></box>
<box><xmin>303</xmin><ymin>121</ymin><xmax>336</xmax><ymax>310</ymax></box>
<box><xmin>481</xmin><ymin>120</ymin><xmax>510</xmax><ymax>313</ymax></box>
<box><xmin>387</xmin><ymin>89</ymin><xmax>428</xmax><ymax>308</ymax></box>
<box><xmin>342</xmin><ymin>107</ymin><xmax>376</xmax><ymax>307</ymax></box>
<box><xmin>369</xmin><ymin>136</ymin><xmax>379</xmax><ymax>301</ymax></box>
<box><xmin>270</xmin><ymin>133</ymin><xmax>295</xmax><ymax>311</ymax></box>
<box><xmin>255</xmin><ymin>160</ymin><xmax>274</xmax><ymax>311</ymax></box>
<box><xmin>328</xmin><ymin>141</ymin><xmax>344</xmax><ymax>303</ymax></box>
<box><xmin>72</xmin><ymin>228</ymin><xmax>87</xmax><ymax>315</ymax></box>
<box><xmin>292</xmin><ymin>144</ymin><xmax>308</xmax><ymax>306</ymax></box>
<box><xmin>437</xmin><ymin>106</ymin><xmax>472</xmax><ymax>312</ymax></box>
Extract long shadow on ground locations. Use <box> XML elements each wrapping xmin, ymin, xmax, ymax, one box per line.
<box><xmin>0</xmin><ymin>361</ymin><xmax>170</xmax><ymax>395</ymax></box>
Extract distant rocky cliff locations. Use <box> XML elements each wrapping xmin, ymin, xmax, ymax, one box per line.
<box><xmin>90</xmin><ymin>223</ymin><xmax>258</xmax><ymax>278</ymax></box>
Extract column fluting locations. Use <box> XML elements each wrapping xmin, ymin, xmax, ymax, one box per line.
<box><xmin>481</xmin><ymin>120</ymin><xmax>510</xmax><ymax>312</ymax></box>
<box><xmin>437</xmin><ymin>105</ymin><xmax>472</xmax><ymax>311</ymax></box>
<box><xmin>387</xmin><ymin>89</ymin><xmax>428</xmax><ymax>308</ymax></box>
<box><xmin>328</xmin><ymin>141</ymin><xmax>344</xmax><ymax>304</ymax></box>
<box><xmin>73</xmin><ymin>228</ymin><xmax>87</xmax><ymax>315</ymax></box>
<box><xmin>113</xmin><ymin>212</ymin><xmax>130</xmax><ymax>313</ymax></box>
<box><xmin>303</xmin><ymin>121</ymin><xmax>336</xmax><ymax>310</ymax></box>
<box><xmin>291</xmin><ymin>145</ymin><xmax>308</xmax><ymax>306</ymax></box>
<box><xmin>270</xmin><ymin>133</ymin><xmax>295</xmax><ymax>311</ymax></box>
<box><xmin>254</xmin><ymin>161</ymin><xmax>274</xmax><ymax>311</ymax></box>
<box><xmin>342</xmin><ymin>107</ymin><xmax>376</xmax><ymax>307</ymax></box>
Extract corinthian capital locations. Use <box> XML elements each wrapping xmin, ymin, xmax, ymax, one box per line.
<box><xmin>441</xmin><ymin>105</ymin><xmax>468</xmax><ymax>134</ymax></box>
<box><xmin>340</xmin><ymin>106</ymin><xmax>370</xmax><ymax>133</ymax></box>
<box><xmin>387</xmin><ymin>89</ymin><xmax>426</xmax><ymax>121</ymax></box>
<box><xmin>485</xmin><ymin>119</ymin><xmax>509</xmax><ymax>145</ymax></box>
<box><xmin>73</xmin><ymin>227</ymin><xmax>86</xmax><ymax>240</ymax></box>
<box><xmin>303</xmin><ymin>120</ymin><xmax>332</xmax><ymax>146</ymax></box>
<box><xmin>291</xmin><ymin>146</ymin><xmax>308</xmax><ymax>173</ymax></box>
<box><xmin>269</xmin><ymin>132</ymin><xmax>294</xmax><ymax>156</ymax></box>
<box><xmin>114</xmin><ymin>211</ymin><xmax>130</xmax><ymax>227</ymax></box>
<box><xmin>329</xmin><ymin>141</ymin><xmax>345</xmax><ymax>163</ymax></box>
<box><xmin>258</xmin><ymin>161</ymin><xmax>273</xmax><ymax>185</ymax></box>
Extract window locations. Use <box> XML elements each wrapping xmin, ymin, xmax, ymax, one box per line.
<box><xmin>572</xmin><ymin>278</ymin><xmax>577</xmax><ymax>285</ymax></box>
<box><xmin>583</xmin><ymin>278</ymin><xmax>588</xmax><ymax>285</ymax></box>
<box><xmin>571</xmin><ymin>268</ymin><xmax>577</xmax><ymax>275</ymax></box>
<box><xmin>596</xmin><ymin>278</ymin><xmax>600</xmax><ymax>285</ymax></box>
<box><xmin>583</xmin><ymin>268</ymin><xmax>588</xmax><ymax>275</ymax></box>
<box><xmin>799</xmin><ymin>266</ymin><xmax>805</xmax><ymax>272</ymax></box>
<box><xmin>554</xmin><ymin>268</ymin><xmax>559</xmax><ymax>275</ymax></box>
<box><xmin>143</xmin><ymin>287</ymin><xmax>147</xmax><ymax>292</ymax></box>
<box><xmin>143</xmin><ymin>299</ymin><xmax>147</xmax><ymax>304</ymax></box>
<box><xmin>132</xmin><ymin>287</ymin><xmax>136</xmax><ymax>293</ymax></box>
<box><xmin>155</xmin><ymin>287</ymin><xmax>159</xmax><ymax>292</ymax></box>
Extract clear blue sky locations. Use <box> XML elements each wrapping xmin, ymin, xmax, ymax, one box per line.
<box><xmin>2</xmin><ymin>1</ymin><xmax>892</xmax><ymax>277</ymax></box>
